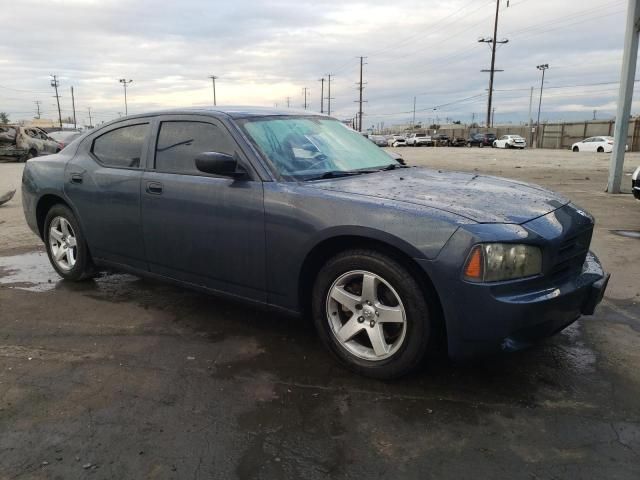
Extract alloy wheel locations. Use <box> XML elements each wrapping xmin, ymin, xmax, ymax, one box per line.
<box><xmin>325</xmin><ymin>270</ymin><xmax>407</xmax><ymax>361</ymax></box>
<box><xmin>48</xmin><ymin>216</ymin><xmax>78</xmax><ymax>271</ymax></box>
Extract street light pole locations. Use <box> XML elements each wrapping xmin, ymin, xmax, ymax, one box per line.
<box><xmin>535</xmin><ymin>64</ymin><xmax>549</xmax><ymax>148</ymax></box>
<box><xmin>119</xmin><ymin>79</ymin><xmax>133</xmax><ymax>116</ymax></box>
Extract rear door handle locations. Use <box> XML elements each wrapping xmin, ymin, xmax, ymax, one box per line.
<box><xmin>146</xmin><ymin>182</ymin><xmax>163</xmax><ymax>195</ymax></box>
<box><xmin>70</xmin><ymin>173</ymin><xmax>83</xmax><ymax>184</ymax></box>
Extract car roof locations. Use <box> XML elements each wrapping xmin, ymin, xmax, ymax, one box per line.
<box><xmin>119</xmin><ymin>106</ymin><xmax>323</xmax><ymax>121</ymax></box>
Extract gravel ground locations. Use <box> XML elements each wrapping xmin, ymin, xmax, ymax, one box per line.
<box><xmin>0</xmin><ymin>148</ymin><xmax>639</xmax><ymax>479</ymax></box>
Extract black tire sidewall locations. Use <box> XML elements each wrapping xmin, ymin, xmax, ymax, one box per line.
<box><xmin>312</xmin><ymin>250</ymin><xmax>431</xmax><ymax>379</ymax></box>
<box><xmin>44</xmin><ymin>204</ymin><xmax>93</xmax><ymax>281</ymax></box>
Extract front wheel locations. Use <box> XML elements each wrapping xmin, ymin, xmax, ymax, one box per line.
<box><xmin>312</xmin><ymin>249</ymin><xmax>433</xmax><ymax>379</ymax></box>
<box><xmin>573</xmin><ymin>146</ymin><xmax>579</xmax><ymax>152</ymax></box>
<box><xmin>44</xmin><ymin>204</ymin><xmax>95</xmax><ymax>281</ymax></box>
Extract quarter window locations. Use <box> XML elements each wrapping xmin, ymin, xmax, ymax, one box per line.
<box><xmin>155</xmin><ymin>121</ymin><xmax>236</xmax><ymax>175</ymax></box>
<box><xmin>92</xmin><ymin>124</ymin><xmax>149</xmax><ymax>168</ymax></box>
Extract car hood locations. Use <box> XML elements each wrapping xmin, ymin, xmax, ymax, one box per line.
<box><xmin>308</xmin><ymin>167</ymin><xmax>570</xmax><ymax>224</ymax></box>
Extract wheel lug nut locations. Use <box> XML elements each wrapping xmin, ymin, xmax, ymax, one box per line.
<box><xmin>375</xmin><ymin>311</ymin><xmax>379</xmax><ymax>316</ymax></box>
<box><xmin>357</xmin><ymin>316</ymin><xmax>364</xmax><ymax>323</ymax></box>
<box><xmin>369</xmin><ymin>321</ymin><xmax>375</xmax><ymax>327</ymax></box>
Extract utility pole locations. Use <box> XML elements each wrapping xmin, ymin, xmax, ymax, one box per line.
<box><xmin>208</xmin><ymin>75</ymin><xmax>218</xmax><ymax>106</ymax></box>
<box><xmin>479</xmin><ymin>0</ymin><xmax>508</xmax><ymax>128</ymax></box>
<box><xmin>608</xmin><ymin>0</ymin><xmax>640</xmax><ymax>194</ymax></box>
<box><xmin>527</xmin><ymin>86</ymin><xmax>534</xmax><ymax>145</ymax></box>
<box><xmin>319</xmin><ymin>78</ymin><xmax>325</xmax><ymax>113</ymax></box>
<box><xmin>356</xmin><ymin>56</ymin><xmax>367</xmax><ymax>132</ymax></box>
<box><xmin>303</xmin><ymin>87</ymin><xmax>308</xmax><ymax>110</ymax></box>
<box><xmin>491</xmin><ymin>107</ymin><xmax>496</xmax><ymax>127</ymax></box>
<box><xmin>412</xmin><ymin>96</ymin><xmax>417</xmax><ymax>129</ymax></box>
<box><xmin>536</xmin><ymin>64</ymin><xmax>549</xmax><ymax>148</ymax></box>
<box><xmin>87</xmin><ymin>107</ymin><xmax>93</xmax><ymax>128</ymax></box>
<box><xmin>119</xmin><ymin>78</ymin><xmax>133</xmax><ymax>115</ymax></box>
<box><xmin>286</xmin><ymin>96</ymin><xmax>291</xmax><ymax>108</ymax></box>
<box><xmin>326</xmin><ymin>74</ymin><xmax>334</xmax><ymax>116</ymax></box>
<box><xmin>593</xmin><ymin>109</ymin><xmax>597</xmax><ymax>120</ymax></box>
<box><xmin>70</xmin><ymin>86</ymin><xmax>77</xmax><ymax>129</ymax></box>
<box><xmin>50</xmin><ymin>74</ymin><xmax>62</xmax><ymax>128</ymax></box>
<box><xmin>34</xmin><ymin>101</ymin><xmax>41</xmax><ymax>119</ymax></box>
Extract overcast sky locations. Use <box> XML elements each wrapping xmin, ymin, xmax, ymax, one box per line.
<box><xmin>0</xmin><ymin>0</ymin><xmax>634</xmax><ymax>127</ymax></box>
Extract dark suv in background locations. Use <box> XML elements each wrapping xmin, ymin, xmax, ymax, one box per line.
<box><xmin>467</xmin><ymin>133</ymin><xmax>496</xmax><ymax>147</ymax></box>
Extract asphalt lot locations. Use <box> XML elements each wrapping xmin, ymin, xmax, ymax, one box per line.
<box><xmin>1</xmin><ymin>148</ymin><xmax>639</xmax><ymax>479</ymax></box>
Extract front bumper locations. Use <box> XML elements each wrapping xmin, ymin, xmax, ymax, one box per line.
<box><xmin>437</xmin><ymin>251</ymin><xmax>608</xmax><ymax>359</ymax></box>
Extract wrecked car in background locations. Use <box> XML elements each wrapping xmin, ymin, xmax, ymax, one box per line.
<box><xmin>0</xmin><ymin>125</ymin><xmax>60</xmax><ymax>162</ymax></box>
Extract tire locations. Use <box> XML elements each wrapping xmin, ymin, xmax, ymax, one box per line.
<box><xmin>311</xmin><ymin>249</ymin><xmax>433</xmax><ymax>379</ymax></box>
<box><xmin>44</xmin><ymin>204</ymin><xmax>95</xmax><ymax>281</ymax></box>
<box><xmin>479</xmin><ymin>143</ymin><xmax>484</xmax><ymax>148</ymax></box>
<box><xmin>597</xmin><ymin>146</ymin><xmax>604</xmax><ymax>153</ymax></box>
<box><xmin>573</xmin><ymin>146</ymin><xmax>579</xmax><ymax>152</ymax></box>
<box><xmin>467</xmin><ymin>142</ymin><xmax>472</xmax><ymax>147</ymax></box>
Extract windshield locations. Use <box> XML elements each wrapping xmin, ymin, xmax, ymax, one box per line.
<box><xmin>238</xmin><ymin>116</ymin><xmax>397</xmax><ymax>180</ymax></box>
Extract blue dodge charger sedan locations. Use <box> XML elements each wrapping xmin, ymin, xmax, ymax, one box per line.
<box><xmin>22</xmin><ymin>108</ymin><xmax>609</xmax><ymax>378</ymax></box>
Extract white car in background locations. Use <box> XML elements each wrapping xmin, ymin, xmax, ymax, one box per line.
<box><xmin>406</xmin><ymin>133</ymin><xmax>432</xmax><ymax>147</ymax></box>
<box><xmin>388</xmin><ymin>134</ymin><xmax>407</xmax><ymax>147</ymax></box>
<box><xmin>493</xmin><ymin>135</ymin><xmax>526</xmax><ymax>149</ymax></box>
<box><xmin>571</xmin><ymin>136</ymin><xmax>621</xmax><ymax>153</ymax></box>
<box><xmin>633</xmin><ymin>166</ymin><xmax>640</xmax><ymax>200</ymax></box>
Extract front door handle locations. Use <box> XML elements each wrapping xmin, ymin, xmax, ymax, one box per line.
<box><xmin>146</xmin><ymin>181</ymin><xmax>163</xmax><ymax>195</ymax></box>
<box><xmin>70</xmin><ymin>173</ymin><xmax>83</xmax><ymax>184</ymax></box>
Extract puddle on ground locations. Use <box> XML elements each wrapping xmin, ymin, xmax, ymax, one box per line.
<box><xmin>610</xmin><ymin>229</ymin><xmax>640</xmax><ymax>240</ymax></box>
<box><xmin>0</xmin><ymin>251</ymin><xmax>59</xmax><ymax>292</ymax></box>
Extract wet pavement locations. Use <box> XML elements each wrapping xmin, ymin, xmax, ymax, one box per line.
<box><xmin>1</xmin><ymin>248</ymin><xmax>639</xmax><ymax>479</ymax></box>
<box><xmin>1</xmin><ymin>152</ymin><xmax>640</xmax><ymax>479</ymax></box>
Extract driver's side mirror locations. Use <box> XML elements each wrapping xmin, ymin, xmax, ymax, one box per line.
<box><xmin>195</xmin><ymin>152</ymin><xmax>247</xmax><ymax>179</ymax></box>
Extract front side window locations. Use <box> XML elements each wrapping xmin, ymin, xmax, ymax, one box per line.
<box><xmin>92</xmin><ymin>123</ymin><xmax>149</xmax><ymax>168</ymax></box>
<box><xmin>155</xmin><ymin>121</ymin><xmax>236</xmax><ymax>175</ymax></box>
<box><xmin>238</xmin><ymin>116</ymin><xmax>396</xmax><ymax>181</ymax></box>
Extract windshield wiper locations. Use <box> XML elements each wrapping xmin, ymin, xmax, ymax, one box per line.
<box><xmin>305</xmin><ymin>169</ymin><xmax>379</xmax><ymax>181</ymax></box>
<box><xmin>380</xmin><ymin>163</ymin><xmax>409</xmax><ymax>171</ymax></box>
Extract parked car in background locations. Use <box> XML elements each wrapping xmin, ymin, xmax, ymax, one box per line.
<box><xmin>368</xmin><ymin>135</ymin><xmax>389</xmax><ymax>147</ymax></box>
<box><xmin>493</xmin><ymin>135</ymin><xmax>527</xmax><ymax>149</ymax></box>
<box><xmin>449</xmin><ymin>137</ymin><xmax>467</xmax><ymax>147</ymax></box>
<box><xmin>48</xmin><ymin>130</ymin><xmax>83</xmax><ymax>150</ymax></box>
<box><xmin>432</xmin><ymin>133</ymin><xmax>450</xmax><ymax>146</ymax></box>
<box><xmin>0</xmin><ymin>125</ymin><xmax>60</xmax><ymax>161</ymax></box>
<box><xmin>466</xmin><ymin>133</ymin><xmax>496</xmax><ymax>147</ymax></box>
<box><xmin>406</xmin><ymin>133</ymin><xmax>432</xmax><ymax>147</ymax></box>
<box><xmin>388</xmin><ymin>134</ymin><xmax>407</xmax><ymax>147</ymax></box>
<box><xmin>571</xmin><ymin>136</ymin><xmax>626</xmax><ymax>153</ymax></box>
<box><xmin>21</xmin><ymin>107</ymin><xmax>609</xmax><ymax>379</ymax></box>
<box><xmin>633</xmin><ymin>166</ymin><xmax>640</xmax><ymax>200</ymax></box>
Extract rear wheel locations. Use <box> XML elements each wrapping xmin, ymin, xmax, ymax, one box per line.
<box><xmin>312</xmin><ymin>249</ymin><xmax>433</xmax><ymax>379</ymax></box>
<box><xmin>44</xmin><ymin>204</ymin><xmax>95</xmax><ymax>281</ymax></box>
<box><xmin>597</xmin><ymin>146</ymin><xmax>604</xmax><ymax>153</ymax></box>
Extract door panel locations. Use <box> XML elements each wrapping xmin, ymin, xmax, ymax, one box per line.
<box><xmin>140</xmin><ymin>117</ymin><xmax>266</xmax><ymax>301</ymax></box>
<box><xmin>64</xmin><ymin>121</ymin><xmax>150</xmax><ymax>270</ymax></box>
<box><xmin>141</xmin><ymin>173</ymin><xmax>266</xmax><ymax>299</ymax></box>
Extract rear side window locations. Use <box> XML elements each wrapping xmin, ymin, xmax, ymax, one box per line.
<box><xmin>155</xmin><ymin>121</ymin><xmax>235</xmax><ymax>175</ymax></box>
<box><xmin>92</xmin><ymin>123</ymin><xmax>149</xmax><ymax>168</ymax></box>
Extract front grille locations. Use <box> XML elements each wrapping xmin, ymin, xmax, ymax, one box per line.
<box><xmin>548</xmin><ymin>228</ymin><xmax>592</xmax><ymax>281</ymax></box>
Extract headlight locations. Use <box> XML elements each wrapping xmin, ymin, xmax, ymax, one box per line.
<box><xmin>463</xmin><ymin>243</ymin><xmax>542</xmax><ymax>282</ymax></box>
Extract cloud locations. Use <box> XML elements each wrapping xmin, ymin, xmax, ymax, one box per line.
<box><xmin>0</xmin><ymin>0</ymin><xmax>634</xmax><ymax>126</ymax></box>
